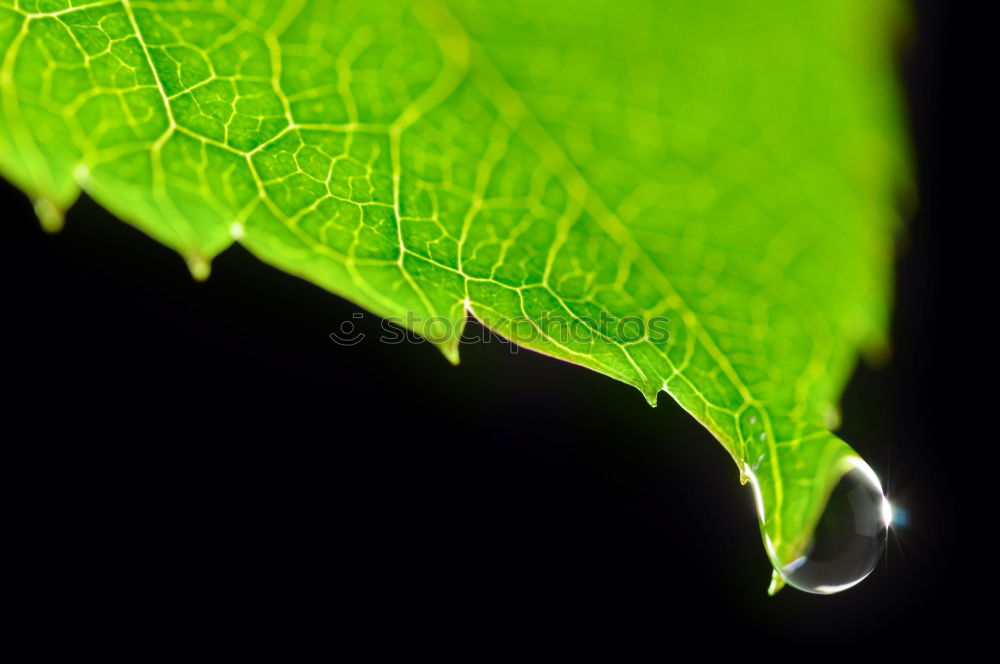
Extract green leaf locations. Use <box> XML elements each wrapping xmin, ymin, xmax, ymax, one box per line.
<box><xmin>0</xmin><ymin>0</ymin><xmax>909</xmax><ymax>591</ymax></box>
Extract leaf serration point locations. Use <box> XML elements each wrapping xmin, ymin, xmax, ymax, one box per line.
<box><xmin>33</xmin><ymin>198</ymin><xmax>64</xmax><ymax>233</ymax></box>
<box><xmin>187</xmin><ymin>255</ymin><xmax>211</xmax><ymax>281</ymax></box>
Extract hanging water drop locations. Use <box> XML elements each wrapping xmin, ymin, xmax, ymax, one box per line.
<box><xmin>779</xmin><ymin>463</ymin><xmax>890</xmax><ymax>594</ymax></box>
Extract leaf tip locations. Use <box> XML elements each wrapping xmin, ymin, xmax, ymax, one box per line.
<box><xmin>767</xmin><ymin>570</ymin><xmax>785</xmax><ymax>596</ymax></box>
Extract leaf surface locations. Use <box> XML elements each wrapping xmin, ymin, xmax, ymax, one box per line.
<box><xmin>0</xmin><ymin>0</ymin><xmax>908</xmax><ymax>589</ymax></box>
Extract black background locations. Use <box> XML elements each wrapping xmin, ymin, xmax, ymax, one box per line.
<box><xmin>4</xmin><ymin>1</ymin><xmax>976</xmax><ymax>654</ymax></box>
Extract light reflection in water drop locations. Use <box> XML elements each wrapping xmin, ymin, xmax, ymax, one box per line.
<box><xmin>781</xmin><ymin>462</ymin><xmax>890</xmax><ymax>594</ymax></box>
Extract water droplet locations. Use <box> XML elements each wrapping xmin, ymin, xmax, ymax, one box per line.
<box><xmin>780</xmin><ymin>463</ymin><xmax>890</xmax><ymax>594</ymax></box>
